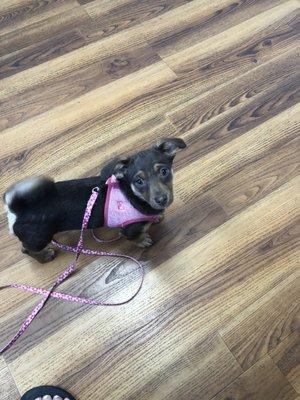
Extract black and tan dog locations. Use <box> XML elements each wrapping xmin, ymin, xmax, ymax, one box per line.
<box><xmin>4</xmin><ymin>138</ymin><xmax>186</xmax><ymax>263</ymax></box>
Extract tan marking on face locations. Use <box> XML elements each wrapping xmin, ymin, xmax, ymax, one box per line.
<box><xmin>131</xmin><ymin>170</ymin><xmax>148</xmax><ymax>201</ymax></box>
<box><xmin>131</xmin><ymin>183</ymin><xmax>146</xmax><ymax>201</ymax></box>
<box><xmin>154</xmin><ymin>163</ymin><xmax>164</xmax><ymax>172</ymax></box>
<box><xmin>136</xmin><ymin>170</ymin><xmax>146</xmax><ymax>179</ymax></box>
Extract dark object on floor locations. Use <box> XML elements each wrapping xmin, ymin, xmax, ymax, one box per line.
<box><xmin>21</xmin><ymin>385</ymin><xmax>76</xmax><ymax>400</ymax></box>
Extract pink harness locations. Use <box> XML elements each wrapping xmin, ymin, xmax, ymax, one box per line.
<box><xmin>104</xmin><ymin>175</ymin><xmax>158</xmax><ymax>228</ymax></box>
<box><xmin>0</xmin><ymin>180</ymin><xmax>154</xmax><ymax>354</ymax></box>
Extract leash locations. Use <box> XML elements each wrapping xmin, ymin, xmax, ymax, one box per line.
<box><xmin>0</xmin><ymin>187</ymin><xmax>144</xmax><ymax>354</ymax></box>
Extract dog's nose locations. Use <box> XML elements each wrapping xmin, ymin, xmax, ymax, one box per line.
<box><xmin>155</xmin><ymin>194</ymin><xmax>168</xmax><ymax>207</ymax></box>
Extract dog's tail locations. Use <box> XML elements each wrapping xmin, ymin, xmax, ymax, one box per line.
<box><xmin>3</xmin><ymin>176</ymin><xmax>56</xmax><ymax>214</ymax></box>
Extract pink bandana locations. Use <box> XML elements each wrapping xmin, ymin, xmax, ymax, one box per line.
<box><xmin>104</xmin><ymin>175</ymin><xmax>158</xmax><ymax>228</ymax></box>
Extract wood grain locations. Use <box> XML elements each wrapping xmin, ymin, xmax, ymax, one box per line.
<box><xmin>0</xmin><ymin>0</ymin><xmax>78</xmax><ymax>37</ymax></box>
<box><xmin>270</xmin><ymin>332</ymin><xmax>300</xmax><ymax>394</ymax></box>
<box><xmin>211</xmin><ymin>137</ymin><xmax>300</xmax><ymax>217</ymax></box>
<box><xmin>73</xmin><ymin>334</ymin><xmax>243</xmax><ymax>400</ymax></box>
<box><xmin>0</xmin><ymin>61</ymin><xmax>176</xmax><ymax>173</ymax></box>
<box><xmin>167</xmin><ymin>48</ymin><xmax>300</xmax><ymax>133</ymax></box>
<box><xmin>175</xmin><ymin>104</ymin><xmax>299</xmax><ymax>203</ymax></box>
<box><xmin>167</xmin><ymin>49</ymin><xmax>300</xmax><ymax>169</ymax></box>
<box><xmin>0</xmin><ymin>24</ymin><xmax>145</xmax><ymax>101</ymax></box>
<box><xmin>163</xmin><ymin>1</ymin><xmax>300</xmax><ymax>77</ymax></box>
<box><xmin>0</xmin><ymin>29</ymin><xmax>86</xmax><ymax>79</ymax></box>
<box><xmin>81</xmin><ymin>0</ymin><xmax>192</xmax><ymax>42</ymax></box>
<box><xmin>220</xmin><ymin>272</ymin><xmax>300</xmax><ymax>370</ymax></box>
<box><xmin>149</xmin><ymin>0</ymin><xmax>284</xmax><ymax>57</ymax></box>
<box><xmin>0</xmin><ymin>43</ymin><xmax>161</xmax><ymax>130</ymax></box>
<box><xmin>212</xmin><ymin>355</ymin><xmax>298</xmax><ymax>400</ymax></box>
<box><xmin>0</xmin><ymin>357</ymin><xmax>19</xmax><ymax>400</ymax></box>
<box><xmin>0</xmin><ymin>6</ymin><xmax>90</xmax><ymax>56</ymax></box>
<box><xmin>0</xmin><ymin>0</ymin><xmax>299</xmax><ymax>398</ymax></box>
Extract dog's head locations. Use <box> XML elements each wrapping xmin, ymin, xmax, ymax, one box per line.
<box><xmin>113</xmin><ymin>138</ymin><xmax>186</xmax><ymax>210</ymax></box>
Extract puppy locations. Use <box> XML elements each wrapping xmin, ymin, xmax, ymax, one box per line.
<box><xmin>3</xmin><ymin>138</ymin><xmax>186</xmax><ymax>263</ymax></box>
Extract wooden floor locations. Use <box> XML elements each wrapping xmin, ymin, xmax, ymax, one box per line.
<box><xmin>0</xmin><ymin>0</ymin><xmax>299</xmax><ymax>399</ymax></box>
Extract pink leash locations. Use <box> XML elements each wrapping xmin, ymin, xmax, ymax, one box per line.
<box><xmin>0</xmin><ymin>187</ymin><xmax>144</xmax><ymax>354</ymax></box>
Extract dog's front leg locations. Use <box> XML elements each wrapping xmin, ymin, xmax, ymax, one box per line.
<box><xmin>121</xmin><ymin>222</ymin><xmax>153</xmax><ymax>248</ymax></box>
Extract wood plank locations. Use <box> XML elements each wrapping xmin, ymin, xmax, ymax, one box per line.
<box><xmin>0</xmin><ymin>358</ymin><xmax>19</xmax><ymax>400</ymax></box>
<box><xmin>0</xmin><ymin>43</ymin><xmax>161</xmax><ymax>130</ymax></box>
<box><xmin>0</xmin><ymin>0</ymin><xmax>78</xmax><ymax>37</ymax></box>
<box><xmin>3</xmin><ymin>208</ymin><xmax>298</xmax><ymax>340</ymax></box>
<box><xmin>0</xmin><ymin>61</ymin><xmax>177</xmax><ymax>177</ymax></box>
<box><xmin>115</xmin><ymin>2</ymin><xmax>300</xmax><ymax>141</ymax></box>
<box><xmin>81</xmin><ymin>0</ymin><xmax>192</xmax><ymax>42</ymax></box>
<box><xmin>0</xmin><ymin>24</ymin><xmax>146</xmax><ymax>101</ymax></box>
<box><xmin>62</xmin><ymin>271</ymin><xmax>300</xmax><ymax>400</ymax></box>
<box><xmin>0</xmin><ymin>6</ymin><xmax>90</xmax><ymax>56</ymax></box>
<box><xmin>166</xmin><ymin>51</ymin><xmax>300</xmax><ymax>170</ymax></box>
<box><xmin>0</xmin><ymin>29</ymin><xmax>86</xmax><ymax>79</ymax></box>
<box><xmin>175</xmin><ymin>104</ymin><xmax>299</xmax><ymax>203</ymax></box>
<box><xmin>219</xmin><ymin>272</ymin><xmax>300</xmax><ymax>370</ymax></box>
<box><xmin>72</xmin><ymin>334</ymin><xmax>242</xmax><ymax>400</ymax></box>
<box><xmin>211</xmin><ymin>356</ymin><xmax>298</xmax><ymax>400</ymax></box>
<box><xmin>1</xmin><ymin>0</ymin><xmax>297</xmax><ymax>127</ymax></box>
<box><xmin>5</xmin><ymin>178</ymin><xmax>299</xmax><ymax>392</ymax></box>
<box><xmin>1</xmin><ymin>57</ymin><xmax>298</xmax><ymax>190</ymax></box>
<box><xmin>270</xmin><ymin>332</ymin><xmax>300</xmax><ymax>394</ymax></box>
<box><xmin>167</xmin><ymin>48</ymin><xmax>300</xmax><ymax>133</ymax></box>
<box><xmin>149</xmin><ymin>0</ymin><xmax>284</xmax><ymax>57</ymax></box>
<box><xmin>173</xmin><ymin>76</ymin><xmax>299</xmax><ymax>170</ymax></box>
<box><xmin>163</xmin><ymin>1</ymin><xmax>299</xmax><ymax>79</ymax></box>
<box><xmin>85</xmin><ymin>3</ymin><xmax>299</xmax><ymax>159</ymax></box>
<box><xmin>78</xmin><ymin>0</ymin><xmax>124</xmax><ymax>5</ymax></box>
<box><xmin>0</xmin><ymin>357</ymin><xmax>6</xmax><ymax>371</ymax></box>
<box><xmin>211</xmin><ymin>136</ymin><xmax>300</xmax><ymax>217</ymax></box>
<box><xmin>173</xmin><ymin>76</ymin><xmax>299</xmax><ymax>171</ymax></box>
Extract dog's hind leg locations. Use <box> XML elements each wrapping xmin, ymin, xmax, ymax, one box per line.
<box><xmin>18</xmin><ymin>226</ymin><xmax>56</xmax><ymax>264</ymax></box>
<box><xmin>20</xmin><ymin>230</ymin><xmax>56</xmax><ymax>263</ymax></box>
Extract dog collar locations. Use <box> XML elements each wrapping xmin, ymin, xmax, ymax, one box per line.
<box><xmin>104</xmin><ymin>175</ymin><xmax>159</xmax><ymax>228</ymax></box>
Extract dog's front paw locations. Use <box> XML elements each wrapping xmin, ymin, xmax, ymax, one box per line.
<box><xmin>153</xmin><ymin>214</ymin><xmax>164</xmax><ymax>224</ymax></box>
<box><xmin>22</xmin><ymin>247</ymin><xmax>56</xmax><ymax>263</ymax></box>
<box><xmin>136</xmin><ymin>233</ymin><xmax>153</xmax><ymax>248</ymax></box>
<box><xmin>41</xmin><ymin>248</ymin><xmax>56</xmax><ymax>263</ymax></box>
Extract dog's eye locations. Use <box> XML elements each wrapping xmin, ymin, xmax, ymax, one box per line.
<box><xmin>135</xmin><ymin>178</ymin><xmax>144</xmax><ymax>187</ymax></box>
<box><xmin>160</xmin><ymin>167</ymin><xmax>169</xmax><ymax>176</ymax></box>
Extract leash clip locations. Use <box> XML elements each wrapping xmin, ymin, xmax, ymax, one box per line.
<box><xmin>92</xmin><ymin>186</ymin><xmax>100</xmax><ymax>193</ymax></box>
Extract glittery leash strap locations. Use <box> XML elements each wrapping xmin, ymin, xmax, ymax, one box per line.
<box><xmin>0</xmin><ymin>188</ymin><xmax>144</xmax><ymax>354</ymax></box>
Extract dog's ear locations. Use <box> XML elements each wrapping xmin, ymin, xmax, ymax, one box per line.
<box><xmin>154</xmin><ymin>138</ymin><xmax>187</xmax><ymax>158</ymax></box>
<box><xmin>113</xmin><ymin>156</ymin><xmax>131</xmax><ymax>179</ymax></box>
